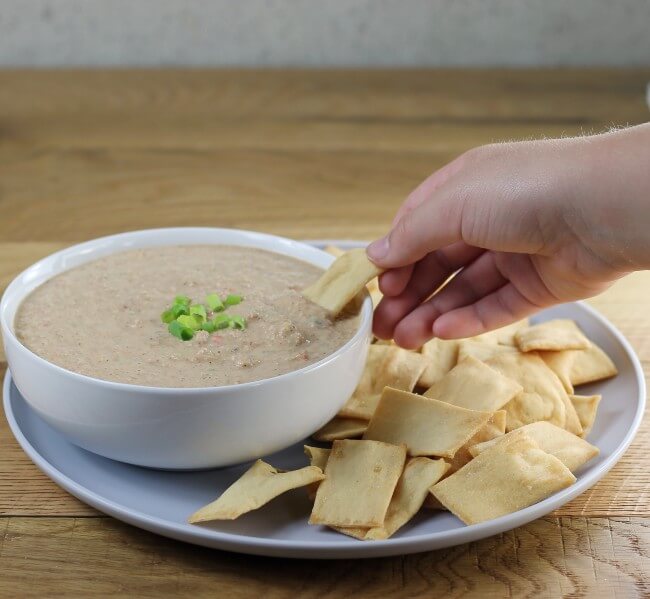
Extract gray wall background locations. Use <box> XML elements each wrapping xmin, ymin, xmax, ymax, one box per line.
<box><xmin>1</xmin><ymin>0</ymin><xmax>649</xmax><ymax>67</ymax></box>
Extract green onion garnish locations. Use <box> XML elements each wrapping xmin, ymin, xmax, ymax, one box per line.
<box><xmin>224</xmin><ymin>294</ymin><xmax>243</xmax><ymax>307</ymax></box>
<box><xmin>164</xmin><ymin>292</ymin><xmax>245</xmax><ymax>341</ymax></box>
<box><xmin>229</xmin><ymin>315</ymin><xmax>247</xmax><ymax>330</ymax></box>
<box><xmin>189</xmin><ymin>304</ymin><xmax>207</xmax><ymax>322</ymax></box>
<box><xmin>205</xmin><ymin>293</ymin><xmax>224</xmax><ymax>312</ymax></box>
<box><xmin>168</xmin><ymin>320</ymin><xmax>194</xmax><ymax>341</ymax></box>
<box><xmin>177</xmin><ymin>314</ymin><xmax>202</xmax><ymax>331</ymax></box>
<box><xmin>212</xmin><ymin>314</ymin><xmax>232</xmax><ymax>330</ymax></box>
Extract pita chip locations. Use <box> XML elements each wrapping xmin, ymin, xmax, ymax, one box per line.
<box><xmin>189</xmin><ymin>460</ymin><xmax>325</xmax><ymax>523</ymax></box>
<box><xmin>515</xmin><ymin>319</ymin><xmax>591</xmax><ymax>353</ymax></box>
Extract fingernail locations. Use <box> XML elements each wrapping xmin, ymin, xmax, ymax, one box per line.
<box><xmin>367</xmin><ymin>236</ymin><xmax>389</xmax><ymax>261</ymax></box>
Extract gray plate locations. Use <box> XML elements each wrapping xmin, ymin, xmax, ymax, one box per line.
<box><xmin>2</xmin><ymin>241</ymin><xmax>646</xmax><ymax>559</ymax></box>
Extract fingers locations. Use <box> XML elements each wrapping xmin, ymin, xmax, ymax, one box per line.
<box><xmin>391</xmin><ymin>250</ymin><xmax>505</xmax><ymax>347</ymax></box>
<box><xmin>432</xmin><ymin>284</ymin><xmax>542</xmax><ymax>339</ymax></box>
<box><xmin>378</xmin><ymin>265</ymin><xmax>414</xmax><ymax>297</ymax></box>
<box><xmin>373</xmin><ymin>242</ymin><xmax>484</xmax><ymax>342</ymax></box>
<box><xmin>367</xmin><ymin>186</ymin><xmax>464</xmax><ymax>268</ymax></box>
<box><xmin>368</xmin><ymin>153</ymin><xmax>471</xmax><ymax>268</ymax></box>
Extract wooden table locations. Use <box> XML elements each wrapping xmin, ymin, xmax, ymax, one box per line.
<box><xmin>0</xmin><ymin>69</ymin><xmax>649</xmax><ymax>598</ymax></box>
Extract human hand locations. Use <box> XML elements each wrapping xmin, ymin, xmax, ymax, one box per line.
<box><xmin>367</xmin><ymin>123</ymin><xmax>650</xmax><ymax>349</ymax></box>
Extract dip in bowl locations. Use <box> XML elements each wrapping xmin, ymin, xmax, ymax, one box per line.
<box><xmin>1</xmin><ymin>228</ymin><xmax>372</xmax><ymax>469</ymax></box>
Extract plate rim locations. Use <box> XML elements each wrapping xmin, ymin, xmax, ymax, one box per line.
<box><xmin>2</xmin><ymin>244</ymin><xmax>646</xmax><ymax>559</ymax></box>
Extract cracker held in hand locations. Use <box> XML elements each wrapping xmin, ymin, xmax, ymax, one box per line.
<box><xmin>303</xmin><ymin>248</ymin><xmax>384</xmax><ymax>316</ymax></box>
<box><xmin>486</xmin><ymin>352</ymin><xmax>568</xmax><ymax>431</ymax></box>
<box><xmin>431</xmin><ymin>433</ymin><xmax>576</xmax><ymax>525</ymax></box>
<box><xmin>309</xmin><ymin>439</ymin><xmax>406</xmax><ymax>528</ymax></box>
<box><xmin>423</xmin><ymin>355</ymin><xmax>522</xmax><ymax>412</ymax></box>
<box><xmin>515</xmin><ymin>319</ymin><xmax>591</xmax><ymax>353</ymax></box>
<box><xmin>313</xmin><ymin>417</ymin><xmax>368</xmax><ymax>441</ymax></box>
<box><xmin>188</xmin><ymin>460</ymin><xmax>325</xmax><ymax>523</ymax></box>
<box><xmin>469</xmin><ymin>421</ymin><xmax>599</xmax><ymax>473</ymax></box>
<box><xmin>417</xmin><ymin>338</ymin><xmax>459</xmax><ymax>388</ymax></box>
<box><xmin>337</xmin><ymin>458</ymin><xmax>449</xmax><ymax>540</ymax></box>
<box><xmin>363</xmin><ymin>387</ymin><xmax>492</xmax><ymax>458</ymax></box>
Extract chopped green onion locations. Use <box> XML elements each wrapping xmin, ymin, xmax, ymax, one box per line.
<box><xmin>177</xmin><ymin>314</ymin><xmax>202</xmax><ymax>331</ymax></box>
<box><xmin>161</xmin><ymin>309</ymin><xmax>175</xmax><ymax>324</ymax></box>
<box><xmin>212</xmin><ymin>314</ymin><xmax>232</xmax><ymax>330</ymax></box>
<box><xmin>205</xmin><ymin>293</ymin><xmax>224</xmax><ymax>312</ymax></box>
<box><xmin>224</xmin><ymin>294</ymin><xmax>243</xmax><ymax>307</ymax></box>
<box><xmin>174</xmin><ymin>295</ymin><xmax>191</xmax><ymax>306</ymax></box>
<box><xmin>229</xmin><ymin>315</ymin><xmax>247</xmax><ymax>330</ymax></box>
<box><xmin>201</xmin><ymin>320</ymin><xmax>217</xmax><ymax>333</ymax></box>
<box><xmin>189</xmin><ymin>304</ymin><xmax>207</xmax><ymax>322</ymax></box>
<box><xmin>171</xmin><ymin>303</ymin><xmax>190</xmax><ymax>318</ymax></box>
<box><xmin>168</xmin><ymin>320</ymin><xmax>194</xmax><ymax>341</ymax></box>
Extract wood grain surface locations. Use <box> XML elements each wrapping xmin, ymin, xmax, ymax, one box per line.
<box><xmin>0</xmin><ymin>69</ymin><xmax>649</xmax><ymax>597</ymax></box>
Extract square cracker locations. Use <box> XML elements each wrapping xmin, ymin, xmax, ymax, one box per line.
<box><xmin>304</xmin><ymin>445</ymin><xmax>331</xmax><ymax>501</ymax></box>
<box><xmin>457</xmin><ymin>339</ymin><xmax>518</xmax><ymax>363</ymax></box>
<box><xmin>303</xmin><ymin>248</ymin><xmax>383</xmax><ymax>316</ymax></box>
<box><xmin>570</xmin><ymin>343</ymin><xmax>618</xmax><ymax>386</ymax></box>
<box><xmin>309</xmin><ymin>439</ymin><xmax>406</xmax><ymax>528</ymax></box>
<box><xmin>188</xmin><ymin>460</ymin><xmax>325</xmax><ymax>523</ymax></box>
<box><xmin>417</xmin><ymin>338</ymin><xmax>459</xmax><ymax>388</ymax></box>
<box><xmin>486</xmin><ymin>352</ymin><xmax>568</xmax><ymax>431</ymax></box>
<box><xmin>363</xmin><ymin>387</ymin><xmax>492</xmax><ymax>458</ymax></box>
<box><xmin>335</xmin><ymin>457</ymin><xmax>449</xmax><ymax>540</ymax></box>
<box><xmin>469</xmin><ymin>420</ymin><xmax>599</xmax><ymax>473</ymax></box>
<box><xmin>313</xmin><ymin>417</ymin><xmax>368</xmax><ymax>441</ymax></box>
<box><xmin>539</xmin><ymin>350</ymin><xmax>576</xmax><ymax>394</ymax></box>
<box><xmin>570</xmin><ymin>394</ymin><xmax>602</xmax><ymax>438</ymax></box>
<box><xmin>471</xmin><ymin>319</ymin><xmax>530</xmax><ymax>346</ymax></box>
<box><xmin>431</xmin><ymin>433</ymin><xmax>576</xmax><ymax>525</ymax></box>
<box><xmin>446</xmin><ymin>410</ymin><xmax>507</xmax><ymax>474</ymax></box>
<box><xmin>515</xmin><ymin>319</ymin><xmax>591</xmax><ymax>353</ymax></box>
<box><xmin>339</xmin><ymin>345</ymin><xmax>426</xmax><ymax>420</ymax></box>
<box><xmin>423</xmin><ymin>355</ymin><xmax>522</xmax><ymax>412</ymax></box>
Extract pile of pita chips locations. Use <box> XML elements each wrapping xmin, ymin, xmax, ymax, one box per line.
<box><xmin>188</xmin><ymin>249</ymin><xmax>616</xmax><ymax>538</ymax></box>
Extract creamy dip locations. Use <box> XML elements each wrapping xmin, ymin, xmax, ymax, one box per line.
<box><xmin>15</xmin><ymin>245</ymin><xmax>360</xmax><ymax>387</ymax></box>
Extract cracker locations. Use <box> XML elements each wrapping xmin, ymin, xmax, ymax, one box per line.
<box><xmin>188</xmin><ymin>460</ymin><xmax>325</xmax><ymax>523</ymax></box>
<box><xmin>309</xmin><ymin>440</ymin><xmax>406</xmax><ymax>528</ymax></box>
<box><xmin>337</xmin><ymin>458</ymin><xmax>449</xmax><ymax>540</ymax></box>
<box><xmin>569</xmin><ymin>343</ymin><xmax>618</xmax><ymax>386</ymax></box>
<box><xmin>338</xmin><ymin>345</ymin><xmax>426</xmax><ymax>420</ymax></box>
<box><xmin>446</xmin><ymin>410</ymin><xmax>507</xmax><ymax>474</ymax></box>
<box><xmin>457</xmin><ymin>339</ymin><xmax>518</xmax><ymax>363</ymax></box>
<box><xmin>570</xmin><ymin>394</ymin><xmax>602</xmax><ymax>438</ymax></box>
<box><xmin>469</xmin><ymin>421</ymin><xmax>599</xmax><ymax>472</ymax></box>
<box><xmin>539</xmin><ymin>350</ymin><xmax>576</xmax><ymax>394</ymax></box>
<box><xmin>431</xmin><ymin>433</ymin><xmax>576</xmax><ymax>525</ymax></box>
<box><xmin>363</xmin><ymin>387</ymin><xmax>492</xmax><ymax>458</ymax></box>
<box><xmin>471</xmin><ymin>319</ymin><xmax>530</xmax><ymax>346</ymax></box>
<box><xmin>304</xmin><ymin>445</ymin><xmax>331</xmax><ymax>501</ymax></box>
<box><xmin>417</xmin><ymin>338</ymin><xmax>459</xmax><ymax>388</ymax></box>
<box><xmin>303</xmin><ymin>248</ymin><xmax>383</xmax><ymax>316</ymax></box>
<box><xmin>313</xmin><ymin>417</ymin><xmax>368</xmax><ymax>441</ymax></box>
<box><xmin>324</xmin><ymin>245</ymin><xmax>345</xmax><ymax>258</ymax></box>
<box><xmin>423</xmin><ymin>355</ymin><xmax>522</xmax><ymax>412</ymax></box>
<box><xmin>560</xmin><ymin>392</ymin><xmax>584</xmax><ymax>436</ymax></box>
<box><xmin>486</xmin><ymin>352</ymin><xmax>568</xmax><ymax>431</ymax></box>
<box><xmin>515</xmin><ymin>319</ymin><xmax>591</xmax><ymax>353</ymax></box>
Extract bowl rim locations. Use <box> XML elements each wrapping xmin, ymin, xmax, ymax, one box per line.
<box><xmin>0</xmin><ymin>227</ymin><xmax>373</xmax><ymax>395</ymax></box>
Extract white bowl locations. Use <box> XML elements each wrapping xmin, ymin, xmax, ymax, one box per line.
<box><xmin>0</xmin><ymin>228</ymin><xmax>372</xmax><ymax>469</ymax></box>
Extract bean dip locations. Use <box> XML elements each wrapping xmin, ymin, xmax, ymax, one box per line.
<box><xmin>15</xmin><ymin>245</ymin><xmax>360</xmax><ymax>387</ymax></box>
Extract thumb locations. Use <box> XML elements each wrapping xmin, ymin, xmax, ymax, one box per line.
<box><xmin>367</xmin><ymin>184</ymin><xmax>465</xmax><ymax>269</ymax></box>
